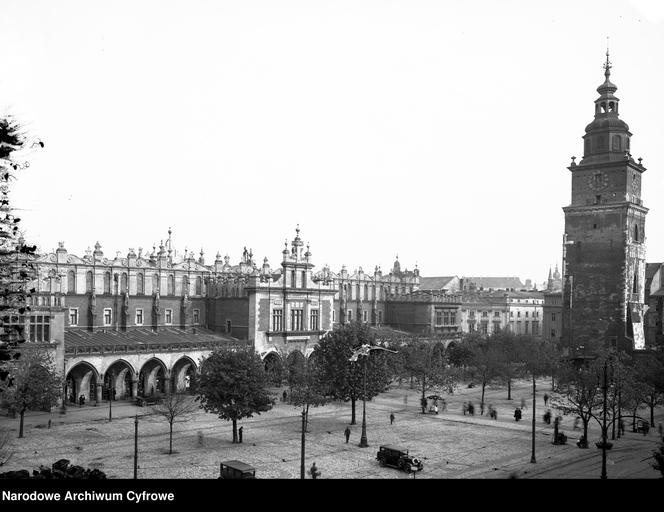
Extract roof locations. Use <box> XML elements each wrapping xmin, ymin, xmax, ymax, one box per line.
<box><xmin>220</xmin><ymin>460</ymin><xmax>255</xmax><ymax>472</ymax></box>
<box><xmin>64</xmin><ymin>327</ymin><xmax>240</xmax><ymax>350</ymax></box>
<box><xmin>463</xmin><ymin>277</ymin><xmax>524</xmax><ymax>289</ymax></box>
<box><xmin>646</xmin><ymin>263</ymin><xmax>661</xmax><ymax>280</ymax></box>
<box><xmin>419</xmin><ymin>276</ymin><xmax>457</xmax><ymax>290</ymax></box>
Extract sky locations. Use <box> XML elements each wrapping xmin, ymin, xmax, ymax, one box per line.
<box><xmin>1</xmin><ymin>0</ymin><xmax>663</xmax><ymax>286</ymax></box>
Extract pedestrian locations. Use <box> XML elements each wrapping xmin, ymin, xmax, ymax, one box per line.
<box><xmin>309</xmin><ymin>462</ymin><xmax>321</xmax><ymax>479</ymax></box>
<box><xmin>238</xmin><ymin>426</ymin><xmax>243</xmax><ymax>443</ymax></box>
<box><xmin>619</xmin><ymin>419</ymin><xmax>625</xmax><ymax>436</ymax></box>
<box><xmin>390</xmin><ymin>413</ymin><xmax>395</xmax><ymax>425</ymax></box>
<box><xmin>514</xmin><ymin>407</ymin><xmax>521</xmax><ymax>421</ymax></box>
<box><xmin>344</xmin><ymin>426</ymin><xmax>351</xmax><ymax>443</ymax></box>
<box><xmin>282</xmin><ymin>390</ymin><xmax>287</xmax><ymax>403</ymax></box>
<box><xmin>543</xmin><ymin>409</ymin><xmax>551</xmax><ymax>424</ymax></box>
<box><xmin>468</xmin><ymin>402</ymin><xmax>475</xmax><ymax>416</ymax></box>
<box><xmin>47</xmin><ymin>419</ymin><xmax>51</xmax><ymax>429</ymax></box>
<box><xmin>462</xmin><ymin>402</ymin><xmax>468</xmax><ymax>415</ymax></box>
<box><xmin>79</xmin><ymin>395</ymin><xmax>84</xmax><ymax>407</ymax></box>
<box><xmin>543</xmin><ymin>393</ymin><xmax>549</xmax><ymax>406</ymax></box>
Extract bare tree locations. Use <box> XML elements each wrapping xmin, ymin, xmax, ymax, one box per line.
<box><xmin>151</xmin><ymin>392</ymin><xmax>199</xmax><ymax>454</ymax></box>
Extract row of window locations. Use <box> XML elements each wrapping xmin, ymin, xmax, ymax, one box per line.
<box><xmin>435</xmin><ymin>311</ymin><xmax>457</xmax><ymax>326</ymax></box>
<box><xmin>271</xmin><ymin>309</ymin><xmax>319</xmax><ymax>331</ymax></box>
<box><xmin>467</xmin><ymin>320</ymin><xmax>540</xmax><ymax>336</ymax></box>
<box><xmin>1</xmin><ymin>315</ymin><xmax>51</xmax><ymax>343</ymax></box>
<box><xmin>340</xmin><ymin>283</ymin><xmax>412</xmax><ymax>301</ymax></box>
<box><xmin>68</xmin><ymin>308</ymin><xmax>200</xmax><ymax>327</ymax></box>
<box><xmin>510</xmin><ymin>310</ymin><xmax>540</xmax><ymax>318</ymax></box>
<box><xmin>65</xmin><ymin>271</ymin><xmax>204</xmax><ymax>296</ymax></box>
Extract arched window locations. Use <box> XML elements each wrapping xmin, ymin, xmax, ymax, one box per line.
<box><xmin>137</xmin><ymin>273</ymin><xmax>144</xmax><ymax>295</ymax></box>
<box><xmin>168</xmin><ymin>275</ymin><xmax>174</xmax><ymax>296</ymax></box>
<box><xmin>195</xmin><ymin>276</ymin><xmax>202</xmax><ymax>295</ymax></box>
<box><xmin>103</xmin><ymin>272</ymin><xmax>111</xmax><ymax>294</ymax></box>
<box><xmin>85</xmin><ymin>271</ymin><xmax>93</xmax><ymax>293</ymax></box>
<box><xmin>152</xmin><ymin>274</ymin><xmax>159</xmax><ymax>294</ymax></box>
<box><xmin>301</xmin><ymin>270</ymin><xmax>306</xmax><ymax>289</ymax></box>
<box><xmin>634</xmin><ymin>223</ymin><xmax>639</xmax><ymax>242</ymax></box>
<box><xmin>67</xmin><ymin>270</ymin><xmax>76</xmax><ymax>294</ymax></box>
<box><xmin>633</xmin><ymin>272</ymin><xmax>638</xmax><ymax>294</ymax></box>
<box><xmin>612</xmin><ymin>135</ymin><xmax>621</xmax><ymax>151</ymax></box>
<box><xmin>113</xmin><ymin>274</ymin><xmax>119</xmax><ymax>295</ymax></box>
<box><xmin>182</xmin><ymin>275</ymin><xmax>189</xmax><ymax>296</ymax></box>
<box><xmin>121</xmin><ymin>272</ymin><xmax>128</xmax><ymax>293</ymax></box>
<box><xmin>364</xmin><ymin>284</ymin><xmax>369</xmax><ymax>300</ymax></box>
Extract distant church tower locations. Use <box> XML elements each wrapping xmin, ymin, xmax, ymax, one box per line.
<box><xmin>562</xmin><ymin>50</ymin><xmax>648</xmax><ymax>354</ymax></box>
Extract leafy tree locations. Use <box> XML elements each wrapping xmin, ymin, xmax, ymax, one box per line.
<box><xmin>196</xmin><ymin>347</ymin><xmax>274</xmax><ymax>443</ymax></box>
<box><xmin>0</xmin><ymin>349</ymin><xmax>60</xmax><ymax>438</ymax></box>
<box><xmin>287</xmin><ymin>352</ymin><xmax>328</xmax><ymax>431</ymax></box>
<box><xmin>492</xmin><ymin>331</ymin><xmax>528</xmax><ymax>400</ymax></box>
<box><xmin>150</xmin><ymin>392</ymin><xmax>199</xmax><ymax>454</ymax></box>
<box><xmin>632</xmin><ymin>352</ymin><xmax>664</xmax><ymax>427</ymax></box>
<box><xmin>466</xmin><ymin>336</ymin><xmax>503</xmax><ymax>415</ymax></box>
<box><xmin>314</xmin><ymin>322</ymin><xmax>392</xmax><ymax>425</ymax></box>
<box><xmin>401</xmin><ymin>338</ymin><xmax>458</xmax><ymax>413</ymax></box>
<box><xmin>0</xmin><ymin>117</ymin><xmax>40</xmax><ymax>382</ymax></box>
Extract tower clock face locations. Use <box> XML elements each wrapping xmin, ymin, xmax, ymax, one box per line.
<box><xmin>587</xmin><ymin>172</ymin><xmax>609</xmax><ymax>192</ymax></box>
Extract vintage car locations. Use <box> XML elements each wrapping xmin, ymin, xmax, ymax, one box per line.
<box><xmin>219</xmin><ymin>460</ymin><xmax>256</xmax><ymax>479</ymax></box>
<box><xmin>376</xmin><ymin>445</ymin><xmax>424</xmax><ymax>473</ymax></box>
<box><xmin>135</xmin><ymin>395</ymin><xmax>163</xmax><ymax>407</ymax></box>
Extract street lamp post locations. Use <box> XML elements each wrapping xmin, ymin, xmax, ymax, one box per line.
<box><xmin>300</xmin><ymin>410</ymin><xmax>306</xmax><ymax>479</ymax></box>
<box><xmin>360</xmin><ymin>355</ymin><xmax>368</xmax><ymax>448</ymax></box>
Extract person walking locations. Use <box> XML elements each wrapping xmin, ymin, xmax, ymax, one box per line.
<box><xmin>282</xmin><ymin>390</ymin><xmax>287</xmax><ymax>402</ymax></box>
<box><xmin>390</xmin><ymin>413</ymin><xmax>395</xmax><ymax>425</ymax></box>
<box><xmin>514</xmin><ymin>407</ymin><xmax>522</xmax><ymax>421</ymax></box>
<box><xmin>468</xmin><ymin>402</ymin><xmax>475</xmax><ymax>416</ymax></box>
<box><xmin>344</xmin><ymin>426</ymin><xmax>351</xmax><ymax>443</ymax></box>
<box><xmin>238</xmin><ymin>426</ymin><xmax>243</xmax><ymax>443</ymax></box>
<box><xmin>543</xmin><ymin>393</ymin><xmax>549</xmax><ymax>406</ymax></box>
<box><xmin>309</xmin><ymin>462</ymin><xmax>321</xmax><ymax>479</ymax></box>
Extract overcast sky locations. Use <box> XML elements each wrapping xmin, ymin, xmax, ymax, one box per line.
<box><xmin>2</xmin><ymin>0</ymin><xmax>663</xmax><ymax>285</ymax></box>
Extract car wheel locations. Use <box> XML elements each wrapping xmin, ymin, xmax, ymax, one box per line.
<box><xmin>403</xmin><ymin>464</ymin><xmax>411</xmax><ymax>473</ymax></box>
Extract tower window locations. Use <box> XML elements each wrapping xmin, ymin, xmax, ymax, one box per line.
<box><xmin>595</xmin><ymin>195</ymin><xmax>601</xmax><ymax>204</ymax></box>
<box><xmin>608</xmin><ymin>102</ymin><xmax>615</xmax><ymax>112</ymax></box>
<box><xmin>633</xmin><ymin>273</ymin><xmax>638</xmax><ymax>294</ymax></box>
<box><xmin>634</xmin><ymin>224</ymin><xmax>639</xmax><ymax>242</ymax></box>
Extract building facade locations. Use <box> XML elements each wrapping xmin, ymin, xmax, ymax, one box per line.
<box><xmin>561</xmin><ymin>53</ymin><xmax>648</xmax><ymax>355</ymax></box>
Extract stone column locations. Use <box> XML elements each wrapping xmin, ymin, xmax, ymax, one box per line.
<box><xmin>164</xmin><ymin>371</ymin><xmax>172</xmax><ymax>394</ymax></box>
<box><xmin>96</xmin><ymin>382</ymin><xmax>103</xmax><ymax>404</ymax></box>
<box><xmin>132</xmin><ymin>378</ymin><xmax>138</xmax><ymax>398</ymax></box>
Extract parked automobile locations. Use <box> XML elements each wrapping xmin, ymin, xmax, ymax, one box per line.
<box><xmin>219</xmin><ymin>460</ymin><xmax>256</xmax><ymax>479</ymax></box>
<box><xmin>135</xmin><ymin>396</ymin><xmax>162</xmax><ymax>407</ymax></box>
<box><xmin>376</xmin><ymin>445</ymin><xmax>423</xmax><ymax>473</ymax></box>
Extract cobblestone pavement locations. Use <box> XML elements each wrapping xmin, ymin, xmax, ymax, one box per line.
<box><xmin>1</xmin><ymin>379</ymin><xmax>661</xmax><ymax>479</ymax></box>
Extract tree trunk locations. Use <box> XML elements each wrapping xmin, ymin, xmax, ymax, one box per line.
<box><xmin>232</xmin><ymin>418</ymin><xmax>238</xmax><ymax>443</ymax></box>
<box><xmin>350</xmin><ymin>397</ymin><xmax>356</xmax><ymax>425</ymax></box>
<box><xmin>507</xmin><ymin>378</ymin><xmax>512</xmax><ymax>400</ymax></box>
<box><xmin>421</xmin><ymin>373</ymin><xmax>426</xmax><ymax>414</ymax></box>
<box><xmin>583</xmin><ymin>417</ymin><xmax>589</xmax><ymax>442</ymax></box>
<box><xmin>305</xmin><ymin>403</ymin><xmax>310</xmax><ymax>433</ymax></box>
<box><xmin>169</xmin><ymin>421</ymin><xmax>173</xmax><ymax>454</ymax></box>
<box><xmin>611</xmin><ymin>403</ymin><xmax>616</xmax><ymax>440</ymax></box>
<box><xmin>480</xmin><ymin>381</ymin><xmax>486</xmax><ymax>415</ymax></box>
<box><xmin>19</xmin><ymin>409</ymin><xmax>25</xmax><ymax>438</ymax></box>
<box><xmin>632</xmin><ymin>409</ymin><xmax>637</xmax><ymax>432</ymax></box>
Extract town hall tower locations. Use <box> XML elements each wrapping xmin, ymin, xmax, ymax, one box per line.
<box><xmin>562</xmin><ymin>51</ymin><xmax>648</xmax><ymax>354</ymax></box>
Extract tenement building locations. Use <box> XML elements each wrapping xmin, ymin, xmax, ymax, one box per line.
<box><xmin>561</xmin><ymin>52</ymin><xmax>648</xmax><ymax>355</ymax></box>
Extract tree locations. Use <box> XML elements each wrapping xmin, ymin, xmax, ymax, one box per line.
<box><xmin>466</xmin><ymin>336</ymin><xmax>503</xmax><ymax>415</ymax></box>
<box><xmin>287</xmin><ymin>351</ymin><xmax>328</xmax><ymax>431</ymax></box>
<box><xmin>632</xmin><ymin>352</ymin><xmax>664</xmax><ymax>428</ymax></box>
<box><xmin>0</xmin><ymin>116</ymin><xmax>40</xmax><ymax>382</ymax></box>
<box><xmin>401</xmin><ymin>338</ymin><xmax>458</xmax><ymax>413</ymax></box>
<box><xmin>493</xmin><ymin>331</ymin><xmax>528</xmax><ymax>400</ymax></box>
<box><xmin>0</xmin><ymin>349</ymin><xmax>61</xmax><ymax>438</ymax></box>
<box><xmin>196</xmin><ymin>347</ymin><xmax>274</xmax><ymax>443</ymax></box>
<box><xmin>314</xmin><ymin>322</ymin><xmax>392</xmax><ymax>425</ymax></box>
<box><xmin>150</xmin><ymin>391</ymin><xmax>199</xmax><ymax>454</ymax></box>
